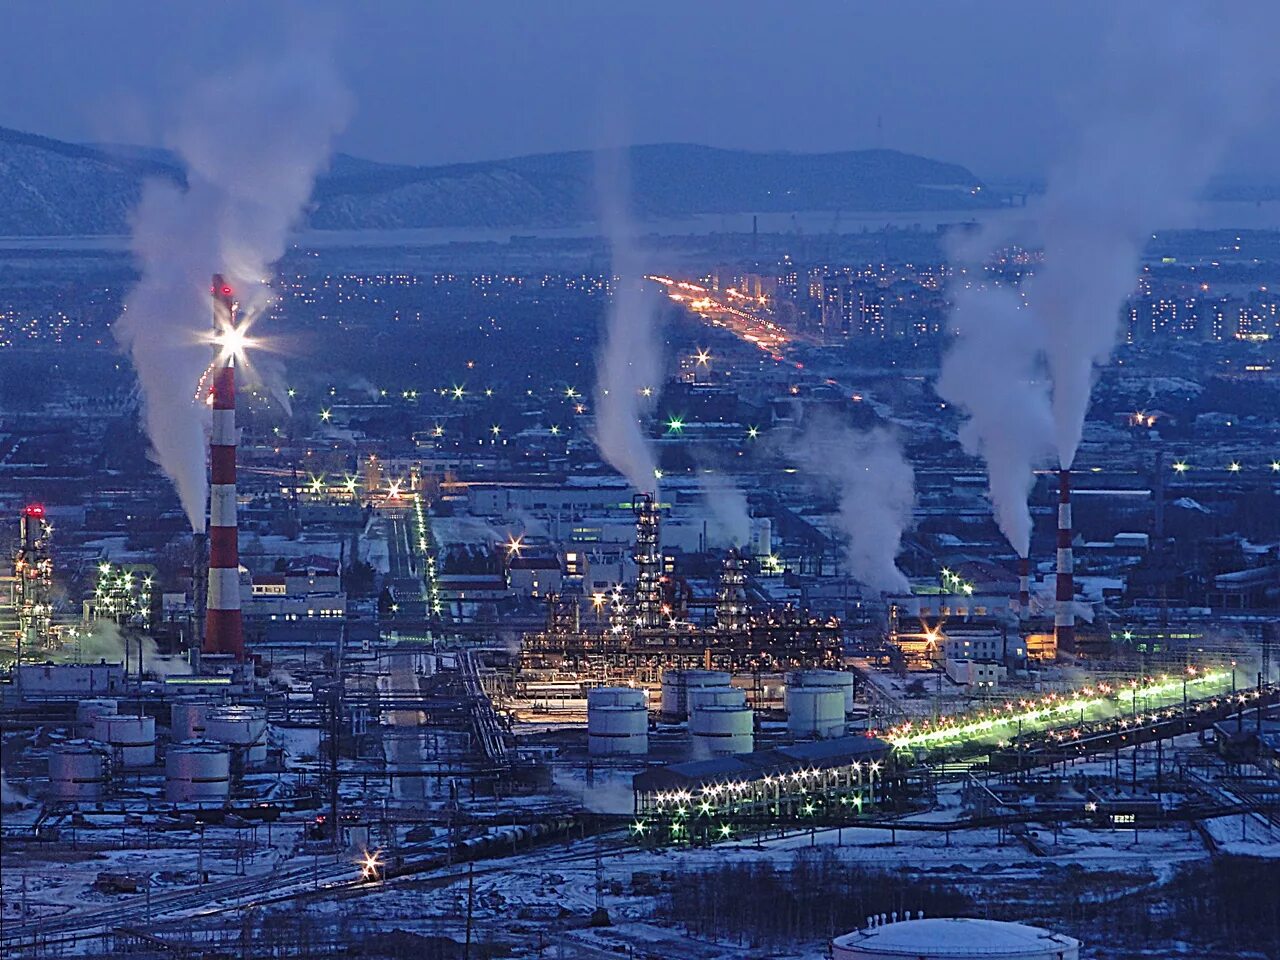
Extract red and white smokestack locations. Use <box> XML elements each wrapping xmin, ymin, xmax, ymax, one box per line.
<box><xmin>1017</xmin><ymin>555</ymin><xmax>1030</xmax><ymax>619</ymax></box>
<box><xmin>1055</xmin><ymin>468</ymin><xmax>1074</xmax><ymax>651</ymax></box>
<box><xmin>204</xmin><ymin>275</ymin><xmax>244</xmax><ymax>659</ymax></box>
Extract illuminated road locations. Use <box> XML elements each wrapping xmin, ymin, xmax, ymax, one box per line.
<box><xmin>649</xmin><ymin>275</ymin><xmax>794</xmax><ymax>357</ymax></box>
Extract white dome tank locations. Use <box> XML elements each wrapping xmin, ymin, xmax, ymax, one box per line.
<box><xmin>92</xmin><ymin>712</ymin><xmax>157</xmax><ymax>767</ymax></box>
<box><xmin>165</xmin><ymin>741</ymin><xmax>231</xmax><ymax>803</ymax></box>
<box><xmin>832</xmin><ymin>917</ymin><xmax>1081</xmax><ymax>960</ymax></box>
<box><xmin>787</xmin><ymin>669</ymin><xmax>855</xmax><ymax>715</ymax></box>
<box><xmin>661</xmin><ymin>670</ymin><xmax>731</xmax><ymax>721</ymax></box>
<box><xmin>48</xmin><ymin>741</ymin><xmax>109</xmax><ymax>801</ymax></box>
<box><xmin>170</xmin><ymin>698</ymin><xmax>214</xmax><ymax>741</ymax></box>
<box><xmin>77</xmin><ymin>698</ymin><xmax>118</xmax><ymax>731</ymax></box>
<box><xmin>687</xmin><ymin>686</ymin><xmax>747</xmax><ymax>712</ymax></box>
<box><xmin>203</xmin><ymin>706</ymin><xmax>269</xmax><ymax>766</ymax></box>
<box><xmin>787</xmin><ymin>687</ymin><xmax>845</xmax><ymax>740</ymax></box>
<box><xmin>690</xmin><ymin>704</ymin><xmax>754</xmax><ymax>757</ymax></box>
<box><xmin>587</xmin><ymin>687</ymin><xmax>648</xmax><ymax>756</ymax></box>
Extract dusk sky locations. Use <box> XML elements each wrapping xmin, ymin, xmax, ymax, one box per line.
<box><xmin>0</xmin><ymin>1</ymin><xmax>1272</xmax><ymax>181</ymax></box>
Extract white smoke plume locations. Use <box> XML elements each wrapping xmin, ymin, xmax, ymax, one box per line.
<box><xmin>55</xmin><ymin>620</ymin><xmax>190</xmax><ymax>678</ymax></box>
<box><xmin>113</xmin><ymin>43</ymin><xmax>352</xmax><ymax>530</ymax></box>
<box><xmin>794</xmin><ymin>417</ymin><xmax>914</xmax><ymax>594</ymax></box>
<box><xmin>698</xmin><ymin>471</ymin><xmax>750</xmax><ymax>548</ymax></box>
<box><xmin>592</xmin><ymin>147</ymin><xmax>662</xmax><ymax>493</ymax></box>
<box><xmin>936</xmin><ymin>273</ymin><xmax>1053</xmax><ymax>557</ymax></box>
<box><xmin>1035</xmin><ymin>10</ymin><xmax>1255</xmax><ymax>468</ymax></box>
<box><xmin>938</xmin><ymin>7</ymin><xmax>1276</xmax><ymax>547</ymax></box>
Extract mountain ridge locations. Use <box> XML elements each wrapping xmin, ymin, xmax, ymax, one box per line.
<box><xmin>0</xmin><ymin>126</ymin><xmax>999</xmax><ymax>236</ymax></box>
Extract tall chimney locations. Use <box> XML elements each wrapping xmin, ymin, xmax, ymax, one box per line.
<box><xmin>1017</xmin><ymin>555</ymin><xmax>1030</xmax><ymax>619</ymax></box>
<box><xmin>204</xmin><ymin>275</ymin><xmax>244</xmax><ymax>659</ymax></box>
<box><xmin>1055</xmin><ymin>468</ymin><xmax>1074</xmax><ymax>652</ymax></box>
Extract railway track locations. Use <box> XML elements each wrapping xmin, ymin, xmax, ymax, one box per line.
<box><xmin>0</xmin><ymin>819</ymin><xmax>608</xmax><ymax>956</ymax></box>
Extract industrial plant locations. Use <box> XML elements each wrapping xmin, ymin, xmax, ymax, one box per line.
<box><xmin>8</xmin><ymin>9</ymin><xmax>1280</xmax><ymax>958</ymax></box>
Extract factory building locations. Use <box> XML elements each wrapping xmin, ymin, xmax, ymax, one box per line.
<box><xmin>633</xmin><ymin>736</ymin><xmax>892</xmax><ymax>842</ymax></box>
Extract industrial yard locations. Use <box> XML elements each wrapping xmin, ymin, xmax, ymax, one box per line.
<box><xmin>8</xmin><ymin>8</ymin><xmax>1280</xmax><ymax>958</ymax></box>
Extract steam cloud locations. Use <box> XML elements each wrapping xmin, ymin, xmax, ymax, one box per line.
<box><xmin>113</xmin><ymin>44</ymin><xmax>352</xmax><ymax>530</ymax></box>
<box><xmin>699</xmin><ymin>472</ymin><xmax>751</xmax><ymax>548</ymax></box>
<box><xmin>56</xmin><ymin>620</ymin><xmax>190</xmax><ymax>678</ymax></box>
<box><xmin>936</xmin><ymin>274</ymin><xmax>1053</xmax><ymax>557</ymax></box>
<box><xmin>593</xmin><ymin>148</ymin><xmax>662</xmax><ymax>493</ymax></box>
<box><xmin>938</xmin><ymin>8</ymin><xmax>1271</xmax><ymax>552</ymax></box>
<box><xmin>794</xmin><ymin>417</ymin><xmax>914</xmax><ymax>594</ymax></box>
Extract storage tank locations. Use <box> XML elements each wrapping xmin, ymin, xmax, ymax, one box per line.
<box><xmin>165</xmin><ymin>741</ymin><xmax>231</xmax><ymax>803</ymax></box>
<box><xmin>661</xmin><ymin>670</ymin><xmax>731</xmax><ymax>721</ymax></box>
<box><xmin>787</xmin><ymin>687</ymin><xmax>845</xmax><ymax>739</ymax></box>
<box><xmin>170</xmin><ymin>698</ymin><xmax>213</xmax><ymax>741</ymax></box>
<box><xmin>92</xmin><ymin>712</ymin><xmax>157</xmax><ymax>767</ymax></box>
<box><xmin>686</xmin><ymin>686</ymin><xmax>747</xmax><ymax>712</ymax></box>
<box><xmin>203</xmin><ymin>706</ymin><xmax>269</xmax><ymax>766</ymax></box>
<box><xmin>832</xmin><ymin>917</ymin><xmax>1080</xmax><ymax>960</ymax></box>
<box><xmin>77</xmin><ymin>698</ymin><xmax>118</xmax><ymax>732</ymax></box>
<box><xmin>47</xmin><ymin>741</ymin><xmax>109</xmax><ymax>801</ymax></box>
<box><xmin>787</xmin><ymin>669</ymin><xmax>855</xmax><ymax>715</ymax></box>
<box><xmin>690</xmin><ymin>704</ymin><xmax>754</xmax><ymax>757</ymax></box>
<box><xmin>587</xmin><ymin>687</ymin><xmax>648</xmax><ymax>756</ymax></box>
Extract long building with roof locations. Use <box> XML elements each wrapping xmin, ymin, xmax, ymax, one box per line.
<box><xmin>632</xmin><ymin>735</ymin><xmax>893</xmax><ymax>843</ymax></box>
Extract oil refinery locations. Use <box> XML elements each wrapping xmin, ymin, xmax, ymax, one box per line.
<box><xmin>8</xmin><ymin>20</ymin><xmax>1280</xmax><ymax>955</ymax></box>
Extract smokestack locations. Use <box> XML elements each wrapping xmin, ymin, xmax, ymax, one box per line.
<box><xmin>204</xmin><ymin>275</ymin><xmax>244</xmax><ymax>660</ymax></box>
<box><xmin>1055</xmin><ymin>468</ymin><xmax>1074</xmax><ymax>651</ymax></box>
<box><xmin>192</xmin><ymin>531</ymin><xmax>208</xmax><ymax>652</ymax></box>
<box><xmin>1017</xmin><ymin>555</ymin><xmax>1030</xmax><ymax>619</ymax></box>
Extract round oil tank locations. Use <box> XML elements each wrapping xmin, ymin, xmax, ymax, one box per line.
<box><xmin>660</xmin><ymin>670</ymin><xmax>731</xmax><ymax>721</ymax></box>
<box><xmin>170</xmin><ymin>698</ymin><xmax>213</xmax><ymax>741</ymax></box>
<box><xmin>77</xmin><ymin>698</ymin><xmax>118</xmax><ymax>730</ymax></box>
<box><xmin>690</xmin><ymin>704</ymin><xmax>754</xmax><ymax>757</ymax></box>
<box><xmin>787</xmin><ymin>687</ymin><xmax>845</xmax><ymax>740</ymax></box>
<box><xmin>787</xmin><ymin>670</ymin><xmax>855</xmax><ymax>715</ymax></box>
<box><xmin>587</xmin><ymin>687</ymin><xmax>648</xmax><ymax>756</ymax></box>
<box><xmin>832</xmin><ymin>917</ymin><xmax>1081</xmax><ymax>960</ymax></box>
<box><xmin>92</xmin><ymin>713</ymin><xmax>157</xmax><ymax>767</ymax></box>
<box><xmin>48</xmin><ymin>740</ymin><xmax>109</xmax><ymax>801</ymax></box>
<box><xmin>203</xmin><ymin>706</ymin><xmax>269</xmax><ymax>766</ymax></box>
<box><xmin>165</xmin><ymin>741</ymin><xmax>231</xmax><ymax>804</ymax></box>
<box><xmin>687</xmin><ymin>686</ymin><xmax>746</xmax><ymax>712</ymax></box>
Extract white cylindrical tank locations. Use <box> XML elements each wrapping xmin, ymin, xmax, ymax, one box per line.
<box><xmin>690</xmin><ymin>704</ymin><xmax>754</xmax><ymax>757</ymax></box>
<box><xmin>687</xmin><ymin>686</ymin><xmax>747</xmax><ymax>712</ymax></box>
<box><xmin>48</xmin><ymin>741</ymin><xmax>109</xmax><ymax>801</ymax></box>
<box><xmin>661</xmin><ymin>670</ymin><xmax>731</xmax><ymax>721</ymax></box>
<box><xmin>92</xmin><ymin>713</ymin><xmax>157</xmax><ymax>767</ymax></box>
<box><xmin>203</xmin><ymin>706</ymin><xmax>269</xmax><ymax>766</ymax></box>
<box><xmin>832</xmin><ymin>917</ymin><xmax>1081</xmax><ymax>960</ymax></box>
<box><xmin>170</xmin><ymin>698</ymin><xmax>213</xmax><ymax>741</ymax></box>
<box><xmin>787</xmin><ymin>687</ymin><xmax>845</xmax><ymax>740</ymax></box>
<box><xmin>787</xmin><ymin>669</ymin><xmax>855</xmax><ymax>715</ymax></box>
<box><xmin>587</xmin><ymin>687</ymin><xmax>648</xmax><ymax>756</ymax></box>
<box><xmin>165</xmin><ymin>741</ymin><xmax>231</xmax><ymax>803</ymax></box>
<box><xmin>77</xmin><ymin>698</ymin><xmax>118</xmax><ymax>731</ymax></box>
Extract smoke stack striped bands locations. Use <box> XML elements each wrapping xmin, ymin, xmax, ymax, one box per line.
<box><xmin>1018</xmin><ymin>555</ymin><xmax>1030</xmax><ymax>619</ymax></box>
<box><xmin>1055</xmin><ymin>468</ymin><xmax>1074</xmax><ymax>651</ymax></box>
<box><xmin>204</xmin><ymin>277</ymin><xmax>244</xmax><ymax>659</ymax></box>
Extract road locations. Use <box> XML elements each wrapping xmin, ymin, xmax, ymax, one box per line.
<box><xmin>383</xmin><ymin>510</ymin><xmax>428</xmax><ymax>621</ymax></box>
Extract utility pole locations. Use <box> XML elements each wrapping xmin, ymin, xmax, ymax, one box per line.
<box><xmin>464</xmin><ymin>861</ymin><xmax>475</xmax><ymax>960</ymax></box>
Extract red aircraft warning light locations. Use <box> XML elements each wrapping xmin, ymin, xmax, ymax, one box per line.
<box><xmin>23</xmin><ymin>503</ymin><xmax>45</xmax><ymax>519</ymax></box>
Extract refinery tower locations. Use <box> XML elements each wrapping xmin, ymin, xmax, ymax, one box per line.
<box><xmin>204</xmin><ymin>275</ymin><xmax>244</xmax><ymax>659</ymax></box>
